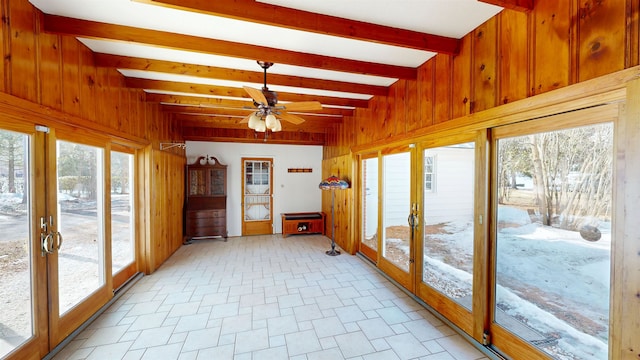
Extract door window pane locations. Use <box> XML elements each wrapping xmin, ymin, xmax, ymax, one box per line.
<box><xmin>382</xmin><ymin>152</ymin><xmax>411</xmax><ymax>272</ymax></box>
<box><xmin>422</xmin><ymin>143</ymin><xmax>474</xmax><ymax>310</ymax></box>
<box><xmin>361</xmin><ymin>157</ymin><xmax>378</xmax><ymax>251</ymax></box>
<box><xmin>111</xmin><ymin>151</ymin><xmax>134</xmax><ymax>275</ymax></box>
<box><xmin>57</xmin><ymin>141</ymin><xmax>105</xmax><ymax>315</ymax></box>
<box><xmin>0</xmin><ymin>130</ymin><xmax>33</xmax><ymax>357</ymax></box>
<box><xmin>244</xmin><ymin>160</ymin><xmax>271</xmax><ymax>221</ymax></box>
<box><xmin>495</xmin><ymin>123</ymin><xmax>612</xmax><ymax>359</ymax></box>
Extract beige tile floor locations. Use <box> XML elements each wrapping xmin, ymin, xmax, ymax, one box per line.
<box><xmin>51</xmin><ymin>235</ymin><xmax>491</xmax><ymax>360</ymax></box>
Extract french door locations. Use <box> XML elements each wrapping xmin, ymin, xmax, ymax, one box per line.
<box><xmin>358</xmin><ymin>105</ymin><xmax>618</xmax><ymax>360</ymax></box>
<box><xmin>0</xmin><ymin>121</ymin><xmax>138</xmax><ymax>359</ymax></box>
<box><xmin>359</xmin><ymin>147</ymin><xmax>417</xmax><ymax>292</ymax></box>
<box><xmin>415</xmin><ymin>132</ymin><xmax>486</xmax><ymax>337</ymax></box>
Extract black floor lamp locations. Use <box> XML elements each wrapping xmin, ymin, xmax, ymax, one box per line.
<box><xmin>319</xmin><ymin>175</ymin><xmax>350</xmax><ymax>256</ymax></box>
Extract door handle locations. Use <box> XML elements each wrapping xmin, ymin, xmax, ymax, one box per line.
<box><xmin>54</xmin><ymin>231</ymin><xmax>63</xmax><ymax>250</ymax></box>
<box><xmin>41</xmin><ymin>232</ymin><xmax>55</xmax><ymax>255</ymax></box>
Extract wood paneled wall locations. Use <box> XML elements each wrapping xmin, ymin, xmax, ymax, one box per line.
<box><xmin>1</xmin><ymin>0</ymin><xmax>185</xmax><ymax>272</ymax></box>
<box><xmin>321</xmin><ymin>155</ymin><xmax>355</xmax><ymax>254</ymax></box>
<box><xmin>324</xmin><ymin>0</ymin><xmax>638</xmax><ymax>158</ymax></box>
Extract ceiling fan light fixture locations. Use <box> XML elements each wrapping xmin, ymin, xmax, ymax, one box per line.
<box><xmin>255</xmin><ymin>120</ymin><xmax>267</xmax><ymax>132</ymax></box>
<box><xmin>265</xmin><ymin>114</ymin><xmax>277</xmax><ymax>130</ymax></box>
<box><xmin>273</xmin><ymin>119</ymin><xmax>282</xmax><ymax>132</ymax></box>
<box><xmin>248</xmin><ymin>113</ymin><xmax>261</xmax><ymax>129</ymax></box>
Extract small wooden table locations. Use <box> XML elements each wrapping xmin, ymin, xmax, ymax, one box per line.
<box><xmin>281</xmin><ymin>212</ymin><xmax>325</xmax><ymax>237</ymax></box>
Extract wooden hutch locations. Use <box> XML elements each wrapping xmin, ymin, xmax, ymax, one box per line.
<box><xmin>184</xmin><ymin>156</ymin><xmax>228</xmax><ymax>242</ymax></box>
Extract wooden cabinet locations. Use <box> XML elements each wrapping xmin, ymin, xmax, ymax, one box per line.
<box><xmin>281</xmin><ymin>212</ymin><xmax>326</xmax><ymax>237</ymax></box>
<box><xmin>185</xmin><ymin>156</ymin><xmax>227</xmax><ymax>241</ymax></box>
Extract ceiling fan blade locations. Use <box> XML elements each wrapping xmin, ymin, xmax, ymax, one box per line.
<box><xmin>243</xmin><ymin>86</ymin><xmax>268</xmax><ymax>105</ymax></box>
<box><xmin>239</xmin><ymin>113</ymin><xmax>252</xmax><ymax>124</ymax></box>
<box><xmin>281</xmin><ymin>101</ymin><xmax>323</xmax><ymax>112</ymax></box>
<box><xmin>278</xmin><ymin>111</ymin><xmax>306</xmax><ymax>125</ymax></box>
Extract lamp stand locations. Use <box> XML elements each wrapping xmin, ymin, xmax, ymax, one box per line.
<box><xmin>326</xmin><ymin>189</ymin><xmax>340</xmax><ymax>256</ymax></box>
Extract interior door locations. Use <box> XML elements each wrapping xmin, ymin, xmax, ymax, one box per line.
<box><xmin>0</xmin><ymin>124</ymin><xmax>49</xmax><ymax>359</ymax></box>
<box><xmin>242</xmin><ymin>158</ymin><xmax>273</xmax><ymax>236</ymax></box>
<box><xmin>46</xmin><ymin>133</ymin><xmax>112</xmax><ymax>346</ymax></box>
<box><xmin>378</xmin><ymin>148</ymin><xmax>416</xmax><ymax>291</ymax></box>
<box><xmin>415</xmin><ymin>133</ymin><xmax>484</xmax><ymax>336</ymax></box>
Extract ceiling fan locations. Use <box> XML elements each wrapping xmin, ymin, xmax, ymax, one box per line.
<box><xmin>240</xmin><ymin>61</ymin><xmax>323</xmax><ymax>133</ymax></box>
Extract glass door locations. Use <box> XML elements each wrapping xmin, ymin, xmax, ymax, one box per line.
<box><xmin>242</xmin><ymin>158</ymin><xmax>273</xmax><ymax>236</ymax></box>
<box><xmin>416</xmin><ymin>134</ymin><xmax>482</xmax><ymax>335</ymax></box>
<box><xmin>0</xmin><ymin>125</ymin><xmax>48</xmax><ymax>359</ymax></box>
<box><xmin>47</xmin><ymin>135</ymin><xmax>111</xmax><ymax>345</ymax></box>
<box><xmin>359</xmin><ymin>153</ymin><xmax>379</xmax><ymax>261</ymax></box>
<box><xmin>490</xmin><ymin>117</ymin><xmax>614</xmax><ymax>359</ymax></box>
<box><xmin>110</xmin><ymin>150</ymin><xmax>136</xmax><ymax>288</ymax></box>
<box><xmin>378</xmin><ymin>149</ymin><xmax>415</xmax><ymax>291</ymax></box>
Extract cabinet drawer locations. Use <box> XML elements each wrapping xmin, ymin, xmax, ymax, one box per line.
<box><xmin>189</xmin><ymin>225</ymin><xmax>226</xmax><ymax>237</ymax></box>
<box><xmin>188</xmin><ymin>216</ymin><xmax>225</xmax><ymax>227</ymax></box>
<box><xmin>187</xmin><ymin>209</ymin><xmax>224</xmax><ymax>219</ymax></box>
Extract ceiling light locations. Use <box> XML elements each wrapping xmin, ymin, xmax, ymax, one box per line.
<box><xmin>248</xmin><ymin>113</ymin><xmax>261</xmax><ymax>129</ymax></box>
<box><xmin>265</xmin><ymin>114</ymin><xmax>277</xmax><ymax>129</ymax></box>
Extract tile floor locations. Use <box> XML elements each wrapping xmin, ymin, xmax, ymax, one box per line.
<box><xmin>51</xmin><ymin>235</ymin><xmax>491</xmax><ymax>360</ymax></box>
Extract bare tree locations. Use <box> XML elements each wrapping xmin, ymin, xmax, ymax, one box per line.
<box><xmin>528</xmin><ymin>124</ymin><xmax>612</xmax><ymax>230</ymax></box>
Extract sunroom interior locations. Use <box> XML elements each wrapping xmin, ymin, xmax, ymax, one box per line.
<box><xmin>0</xmin><ymin>0</ymin><xmax>639</xmax><ymax>359</ymax></box>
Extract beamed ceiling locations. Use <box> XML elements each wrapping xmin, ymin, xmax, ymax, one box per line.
<box><xmin>29</xmin><ymin>0</ymin><xmax>532</xmax><ymax>145</ymax></box>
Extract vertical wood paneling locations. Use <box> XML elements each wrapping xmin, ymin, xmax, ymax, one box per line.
<box><xmin>322</xmin><ymin>155</ymin><xmax>354</xmax><ymax>254</ymax></box>
<box><xmin>390</xmin><ymin>81</ymin><xmax>402</xmax><ymax>137</ymax></box>
<box><xmin>434</xmin><ymin>54</ymin><xmax>452</xmax><ymax>124</ymax></box>
<box><xmin>61</xmin><ymin>36</ymin><xmax>80</xmax><ymax>116</ymax></box>
<box><xmin>452</xmin><ymin>35</ymin><xmax>472</xmax><ymax>118</ymax></box>
<box><xmin>577</xmin><ymin>0</ymin><xmax>626</xmax><ymax>82</ymax></box>
<box><xmin>627</xmin><ymin>0</ymin><xmax>640</xmax><ymax>67</ymax></box>
<box><xmin>498</xmin><ymin>9</ymin><xmax>530</xmax><ymax>104</ymax></box>
<box><xmin>8</xmin><ymin>0</ymin><xmax>37</xmax><ymax>101</ymax></box>
<box><xmin>531</xmin><ymin>0</ymin><xmax>571</xmax><ymax>95</ymax></box>
<box><xmin>79</xmin><ymin>44</ymin><xmax>96</xmax><ymax>122</ymax></box>
<box><xmin>0</xmin><ymin>0</ymin><xmax>8</xmax><ymax>93</ymax></box>
<box><xmin>417</xmin><ymin>59</ymin><xmax>435</xmax><ymax>127</ymax></box>
<box><xmin>37</xmin><ymin>32</ymin><xmax>62</xmax><ymax>109</ymax></box>
<box><xmin>472</xmin><ymin>17</ymin><xmax>498</xmax><ymax>113</ymax></box>
<box><xmin>94</xmin><ymin>66</ymin><xmax>109</xmax><ymax>125</ymax></box>
<box><xmin>405</xmin><ymin>77</ymin><xmax>419</xmax><ymax>132</ymax></box>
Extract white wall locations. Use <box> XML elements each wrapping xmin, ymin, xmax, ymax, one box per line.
<box><xmin>186</xmin><ymin>141</ymin><xmax>323</xmax><ymax>236</ymax></box>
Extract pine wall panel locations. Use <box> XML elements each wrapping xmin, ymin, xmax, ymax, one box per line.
<box><xmin>326</xmin><ymin>0</ymin><xmax>637</xmax><ymax>156</ymax></box>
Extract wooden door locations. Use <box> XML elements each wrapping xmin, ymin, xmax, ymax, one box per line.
<box><xmin>377</xmin><ymin>147</ymin><xmax>416</xmax><ymax>292</ymax></box>
<box><xmin>242</xmin><ymin>158</ymin><xmax>273</xmax><ymax>236</ymax></box>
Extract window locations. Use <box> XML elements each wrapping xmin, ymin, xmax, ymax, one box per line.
<box><xmin>424</xmin><ymin>155</ymin><xmax>435</xmax><ymax>192</ymax></box>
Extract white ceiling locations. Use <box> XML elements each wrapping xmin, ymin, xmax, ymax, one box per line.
<box><xmin>28</xmin><ymin>0</ymin><xmax>502</xmax><ymax>102</ymax></box>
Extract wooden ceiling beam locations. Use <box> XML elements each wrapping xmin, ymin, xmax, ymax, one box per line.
<box><xmin>95</xmin><ymin>54</ymin><xmax>389</xmax><ymax>96</ymax></box>
<box><xmin>43</xmin><ymin>14</ymin><xmax>416</xmax><ymax>79</ymax></box>
<box><xmin>127</xmin><ymin>77</ymin><xmax>369</xmax><ymax>108</ymax></box>
<box><xmin>148</xmin><ymin>94</ymin><xmax>355</xmax><ymax>116</ymax></box>
<box><xmin>181</xmin><ymin>126</ymin><xmax>326</xmax><ymax>145</ymax></box>
<box><xmin>136</xmin><ymin>0</ymin><xmax>460</xmax><ymax>54</ymax></box>
<box><xmin>479</xmin><ymin>0</ymin><xmax>533</xmax><ymax>12</ymax></box>
<box><xmin>175</xmin><ymin>114</ymin><xmax>338</xmax><ymax>132</ymax></box>
<box><xmin>160</xmin><ymin>104</ymin><xmax>346</xmax><ymax>119</ymax></box>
